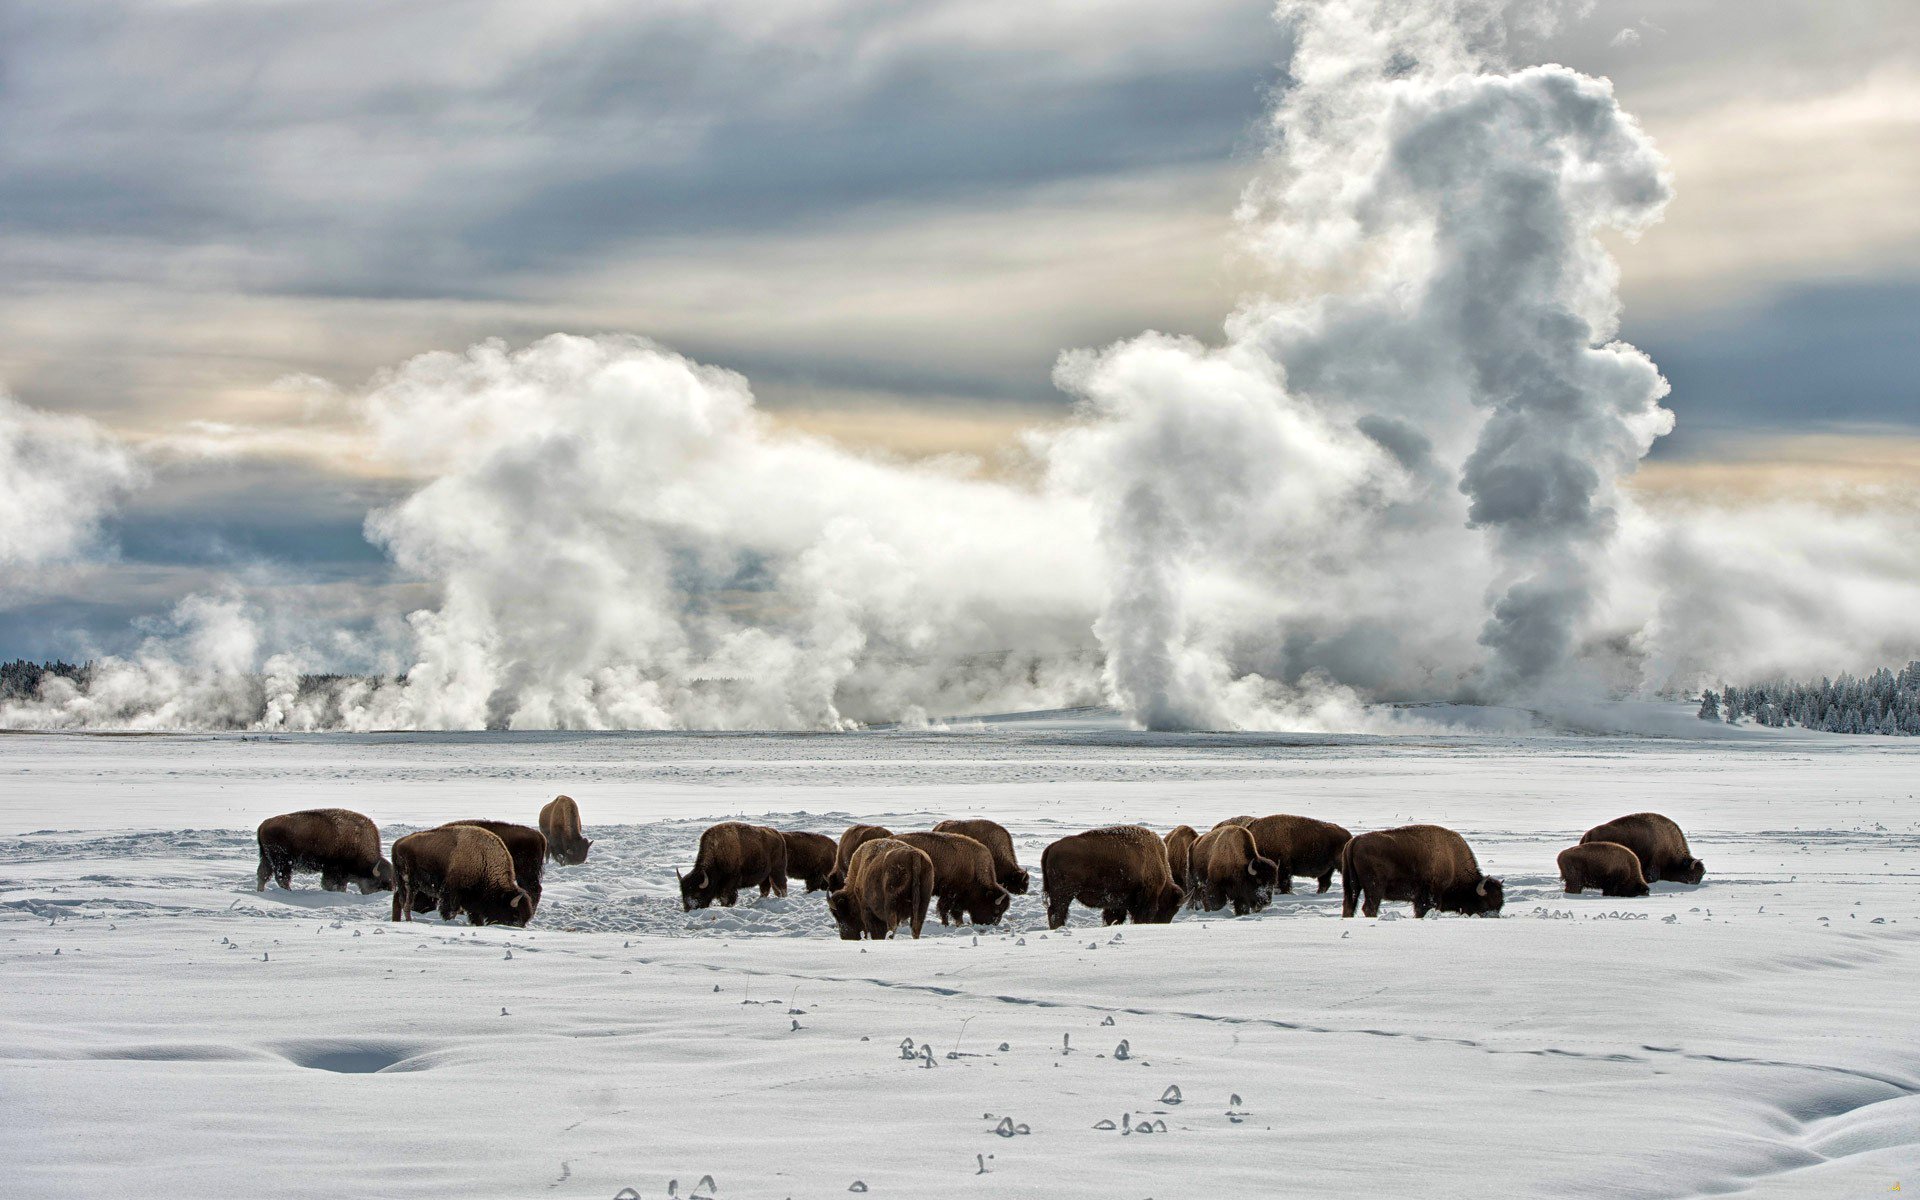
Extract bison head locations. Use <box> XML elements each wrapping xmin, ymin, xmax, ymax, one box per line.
<box><xmin>826</xmin><ymin>890</ymin><xmax>863</xmax><ymax>940</ymax></box>
<box><xmin>1678</xmin><ymin>856</ymin><xmax>1706</xmax><ymax>885</ymax></box>
<box><xmin>1247</xmin><ymin>854</ymin><xmax>1280</xmax><ymax>888</ymax></box>
<box><xmin>1146</xmin><ymin>883</ymin><xmax>1184</xmax><ymax>924</ymax></box>
<box><xmin>678</xmin><ymin>866</ymin><xmax>718</xmax><ymax>911</ymax></box>
<box><xmin>469</xmin><ymin>887</ymin><xmax>534</xmax><ymax>927</ymax></box>
<box><xmin>979</xmin><ymin>885</ymin><xmax>1012</xmax><ymax>925</ymax></box>
<box><xmin>1005</xmin><ymin>867</ymin><xmax>1032</xmax><ymax>895</ymax></box>
<box><xmin>361</xmin><ymin>857</ymin><xmax>397</xmax><ymax>894</ymax></box>
<box><xmin>1466</xmin><ymin>875</ymin><xmax>1505</xmax><ymax>916</ymax></box>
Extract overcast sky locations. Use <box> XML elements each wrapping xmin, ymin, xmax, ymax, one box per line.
<box><xmin>2</xmin><ymin>0</ymin><xmax>1917</xmax><ymax>660</ymax></box>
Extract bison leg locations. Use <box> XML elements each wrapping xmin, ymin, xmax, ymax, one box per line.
<box><xmin>1045</xmin><ymin>892</ymin><xmax>1070</xmax><ymax>930</ymax></box>
<box><xmin>1411</xmin><ymin>890</ymin><xmax>1432</xmax><ymax>919</ymax></box>
<box><xmin>1360</xmin><ymin>888</ymin><xmax>1382</xmax><ymax>919</ymax></box>
<box><xmin>1341</xmin><ymin>871</ymin><xmax>1359</xmax><ymax>918</ymax></box>
<box><xmin>1316</xmin><ymin>870</ymin><xmax>1333</xmax><ymax>894</ymax></box>
<box><xmin>391</xmin><ymin>884</ymin><xmax>407</xmax><ymax>922</ymax></box>
<box><xmin>1101</xmin><ymin>906</ymin><xmax>1128</xmax><ymax>926</ymax></box>
<box><xmin>255</xmin><ymin>853</ymin><xmax>272</xmax><ymax>892</ymax></box>
<box><xmin>320</xmin><ymin>870</ymin><xmax>344</xmax><ymax>892</ymax></box>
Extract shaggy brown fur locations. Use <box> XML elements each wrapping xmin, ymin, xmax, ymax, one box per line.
<box><xmin>679</xmin><ymin>822</ymin><xmax>789</xmax><ymax>910</ymax></box>
<box><xmin>1581</xmin><ymin>812</ymin><xmax>1705</xmax><ymax>884</ymax></box>
<box><xmin>932</xmin><ymin>818</ymin><xmax>1030</xmax><ymax>894</ymax></box>
<box><xmin>894</xmin><ymin>831</ymin><xmax>1012</xmax><ymax>926</ymax></box>
<box><xmin>1220</xmin><ymin>814</ymin><xmax>1353</xmax><ymax>894</ymax></box>
<box><xmin>538</xmin><ymin>795</ymin><xmax>592</xmax><ymax>865</ymax></box>
<box><xmin>391</xmin><ymin>825</ymin><xmax>533</xmax><ymax>927</ymax></box>
<box><xmin>781</xmin><ymin>831</ymin><xmax>839</xmax><ymax>892</ymax></box>
<box><xmin>1163</xmin><ymin>824</ymin><xmax>1199</xmax><ymax>897</ymax></box>
<box><xmin>255</xmin><ymin>808</ymin><xmax>393</xmax><ymax>894</ymax></box>
<box><xmin>1189</xmin><ymin>824</ymin><xmax>1281</xmax><ymax>916</ymax></box>
<box><xmin>1341</xmin><ymin>825</ymin><xmax>1502</xmax><ymax>919</ymax></box>
<box><xmin>1557</xmin><ymin>841</ymin><xmax>1650</xmax><ymax>897</ymax></box>
<box><xmin>829</xmin><ymin>824</ymin><xmax>893</xmax><ymax>890</ymax></box>
<box><xmin>1041</xmin><ymin>825</ymin><xmax>1184</xmax><ymax>929</ymax></box>
<box><xmin>410</xmin><ymin>820</ymin><xmax>546</xmax><ymax>914</ymax></box>
<box><xmin>827</xmin><ymin>838</ymin><xmax>933</xmax><ymax>940</ymax></box>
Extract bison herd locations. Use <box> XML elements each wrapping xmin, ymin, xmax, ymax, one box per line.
<box><xmin>252</xmin><ymin>800</ymin><xmax>1707</xmax><ymax>936</ymax></box>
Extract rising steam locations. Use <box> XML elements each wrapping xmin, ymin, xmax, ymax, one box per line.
<box><xmin>3</xmin><ymin>0</ymin><xmax>1917</xmax><ymax>732</ymax></box>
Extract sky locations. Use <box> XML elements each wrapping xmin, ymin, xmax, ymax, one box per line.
<box><xmin>1</xmin><ymin>0</ymin><xmax>1917</xmax><ymax>664</ymax></box>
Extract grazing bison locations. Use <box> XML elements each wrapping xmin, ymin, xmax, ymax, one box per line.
<box><xmin>932</xmin><ymin>818</ymin><xmax>1030</xmax><ymax>894</ymax></box>
<box><xmin>411</xmin><ymin>820</ymin><xmax>546</xmax><ymax>915</ymax></box>
<box><xmin>829</xmin><ymin>824</ymin><xmax>893</xmax><ymax>891</ymax></box>
<box><xmin>895</xmin><ymin>831</ymin><xmax>1012</xmax><ymax>926</ymax></box>
<box><xmin>1041</xmin><ymin>825</ymin><xmax>1184</xmax><ymax>929</ymax></box>
<box><xmin>255</xmin><ymin>808</ymin><xmax>393</xmax><ymax>894</ymax></box>
<box><xmin>1163</xmin><ymin>825</ymin><xmax>1199</xmax><ymax>897</ymax></box>
<box><xmin>1189</xmin><ymin>824</ymin><xmax>1281</xmax><ymax>916</ymax></box>
<box><xmin>391</xmin><ymin>825</ymin><xmax>533</xmax><ymax>927</ymax></box>
<box><xmin>1341</xmin><ymin>825</ymin><xmax>1503</xmax><ymax>919</ymax></box>
<box><xmin>1557</xmin><ymin>841</ymin><xmax>1650</xmax><ymax>897</ymax></box>
<box><xmin>1219</xmin><ymin>814</ymin><xmax>1352</xmax><ymax>894</ymax></box>
<box><xmin>827</xmin><ymin>837</ymin><xmax>934</xmax><ymax>941</ymax></box>
<box><xmin>538</xmin><ymin>795</ymin><xmax>592</xmax><ymax>865</ymax></box>
<box><xmin>1581</xmin><ymin>813</ymin><xmax>1705</xmax><ymax>885</ymax></box>
<box><xmin>679</xmin><ymin>822</ymin><xmax>789</xmax><ymax>911</ymax></box>
<box><xmin>781</xmin><ymin>831</ymin><xmax>839</xmax><ymax>893</ymax></box>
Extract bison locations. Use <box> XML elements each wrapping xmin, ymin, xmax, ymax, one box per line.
<box><xmin>255</xmin><ymin>808</ymin><xmax>393</xmax><ymax>894</ymax></box>
<box><xmin>1340</xmin><ymin>825</ymin><xmax>1503</xmax><ymax>919</ymax></box>
<box><xmin>679</xmin><ymin>822</ymin><xmax>789</xmax><ymax>911</ymax></box>
<box><xmin>1557</xmin><ymin>841</ymin><xmax>1650</xmax><ymax>897</ymax></box>
<box><xmin>1218</xmin><ymin>814</ymin><xmax>1351</xmax><ymax>894</ymax></box>
<box><xmin>1041</xmin><ymin>825</ymin><xmax>1184</xmax><ymax>929</ymax></box>
<box><xmin>932</xmin><ymin>818</ymin><xmax>1030</xmax><ymax>894</ymax></box>
<box><xmin>1189</xmin><ymin>824</ymin><xmax>1280</xmax><ymax>916</ymax></box>
<box><xmin>391</xmin><ymin>825</ymin><xmax>533</xmax><ymax>927</ymax></box>
<box><xmin>538</xmin><ymin>795</ymin><xmax>592</xmax><ymax>865</ymax></box>
<box><xmin>1580</xmin><ymin>812</ymin><xmax>1705</xmax><ymax>885</ymax></box>
<box><xmin>411</xmin><ymin>820</ymin><xmax>546</xmax><ymax>915</ymax></box>
<box><xmin>781</xmin><ymin>831</ymin><xmax>839</xmax><ymax>893</ymax></box>
<box><xmin>829</xmin><ymin>824</ymin><xmax>893</xmax><ymax>891</ymax></box>
<box><xmin>827</xmin><ymin>837</ymin><xmax>934</xmax><ymax>941</ymax></box>
<box><xmin>894</xmin><ymin>831</ymin><xmax>1012</xmax><ymax>926</ymax></box>
<box><xmin>1163</xmin><ymin>824</ymin><xmax>1199</xmax><ymax>897</ymax></box>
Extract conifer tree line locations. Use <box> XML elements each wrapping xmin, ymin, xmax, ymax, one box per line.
<box><xmin>1701</xmin><ymin>661</ymin><xmax>1920</xmax><ymax>735</ymax></box>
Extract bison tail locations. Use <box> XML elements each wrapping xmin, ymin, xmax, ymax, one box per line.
<box><xmin>1339</xmin><ymin>841</ymin><xmax>1359</xmax><ymax>919</ymax></box>
<box><xmin>909</xmin><ymin>866</ymin><xmax>931</xmax><ymax>940</ymax></box>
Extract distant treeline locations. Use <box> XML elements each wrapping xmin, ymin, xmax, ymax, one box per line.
<box><xmin>1701</xmin><ymin>661</ymin><xmax>1920</xmax><ymax>736</ymax></box>
<box><xmin>0</xmin><ymin>659</ymin><xmax>92</xmax><ymax>701</ymax></box>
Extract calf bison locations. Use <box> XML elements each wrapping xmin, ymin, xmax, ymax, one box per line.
<box><xmin>827</xmin><ymin>837</ymin><xmax>934</xmax><ymax>940</ymax></box>
<box><xmin>1581</xmin><ymin>812</ymin><xmax>1705</xmax><ymax>884</ymax></box>
<box><xmin>255</xmin><ymin>808</ymin><xmax>393</xmax><ymax>894</ymax></box>
<box><xmin>411</xmin><ymin>820</ymin><xmax>546</xmax><ymax>915</ymax></box>
<box><xmin>1219</xmin><ymin>814</ymin><xmax>1351</xmax><ymax>894</ymax></box>
<box><xmin>679</xmin><ymin>822</ymin><xmax>789</xmax><ymax>911</ymax></box>
<box><xmin>1557</xmin><ymin>841</ymin><xmax>1650</xmax><ymax>897</ymax></box>
<box><xmin>932</xmin><ymin>818</ymin><xmax>1030</xmax><ymax>894</ymax></box>
<box><xmin>895</xmin><ymin>831</ymin><xmax>1012</xmax><ymax>926</ymax></box>
<box><xmin>1341</xmin><ymin>825</ymin><xmax>1503</xmax><ymax>919</ymax></box>
<box><xmin>391</xmin><ymin>825</ymin><xmax>533</xmax><ymax>926</ymax></box>
<box><xmin>829</xmin><ymin>824</ymin><xmax>893</xmax><ymax>890</ymax></box>
<box><xmin>1163</xmin><ymin>824</ymin><xmax>1199</xmax><ymax>896</ymax></box>
<box><xmin>781</xmin><ymin>831</ymin><xmax>838</xmax><ymax>893</ymax></box>
<box><xmin>1189</xmin><ymin>824</ymin><xmax>1280</xmax><ymax>916</ymax></box>
<box><xmin>1041</xmin><ymin>825</ymin><xmax>1184</xmax><ymax>929</ymax></box>
<box><xmin>538</xmin><ymin>795</ymin><xmax>592</xmax><ymax>865</ymax></box>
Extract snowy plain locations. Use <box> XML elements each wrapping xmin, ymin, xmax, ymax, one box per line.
<box><xmin>3</xmin><ymin>708</ymin><xmax>1917</xmax><ymax>1199</ymax></box>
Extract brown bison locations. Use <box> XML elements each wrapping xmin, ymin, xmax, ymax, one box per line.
<box><xmin>1163</xmin><ymin>824</ymin><xmax>1199</xmax><ymax>897</ymax></box>
<box><xmin>538</xmin><ymin>795</ymin><xmax>592</xmax><ymax>865</ymax></box>
<box><xmin>1341</xmin><ymin>825</ymin><xmax>1503</xmax><ymax>919</ymax></box>
<box><xmin>932</xmin><ymin>818</ymin><xmax>1030</xmax><ymax>894</ymax></box>
<box><xmin>1581</xmin><ymin>812</ymin><xmax>1705</xmax><ymax>885</ymax></box>
<box><xmin>827</xmin><ymin>838</ymin><xmax>934</xmax><ymax>941</ymax></box>
<box><xmin>1189</xmin><ymin>824</ymin><xmax>1281</xmax><ymax>916</ymax></box>
<box><xmin>255</xmin><ymin>808</ymin><xmax>393</xmax><ymax>894</ymax></box>
<box><xmin>1041</xmin><ymin>826</ymin><xmax>1184</xmax><ymax>929</ymax></box>
<box><xmin>391</xmin><ymin>825</ymin><xmax>533</xmax><ymax>926</ymax></box>
<box><xmin>411</xmin><ymin>820</ymin><xmax>546</xmax><ymax>915</ymax></box>
<box><xmin>895</xmin><ymin>831</ymin><xmax>1012</xmax><ymax>926</ymax></box>
<box><xmin>1218</xmin><ymin>814</ymin><xmax>1352</xmax><ymax>894</ymax></box>
<box><xmin>1557</xmin><ymin>841</ymin><xmax>1650</xmax><ymax>897</ymax></box>
<box><xmin>679</xmin><ymin>822</ymin><xmax>789</xmax><ymax>911</ymax></box>
<box><xmin>828</xmin><ymin>824</ymin><xmax>893</xmax><ymax>891</ymax></box>
<box><xmin>781</xmin><ymin>831</ymin><xmax>839</xmax><ymax>893</ymax></box>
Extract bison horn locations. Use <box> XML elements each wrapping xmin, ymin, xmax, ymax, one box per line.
<box><xmin>1475</xmin><ymin>878</ymin><xmax>1490</xmax><ymax>896</ymax></box>
<box><xmin>674</xmin><ymin>866</ymin><xmax>684</xmax><ymax>884</ymax></box>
